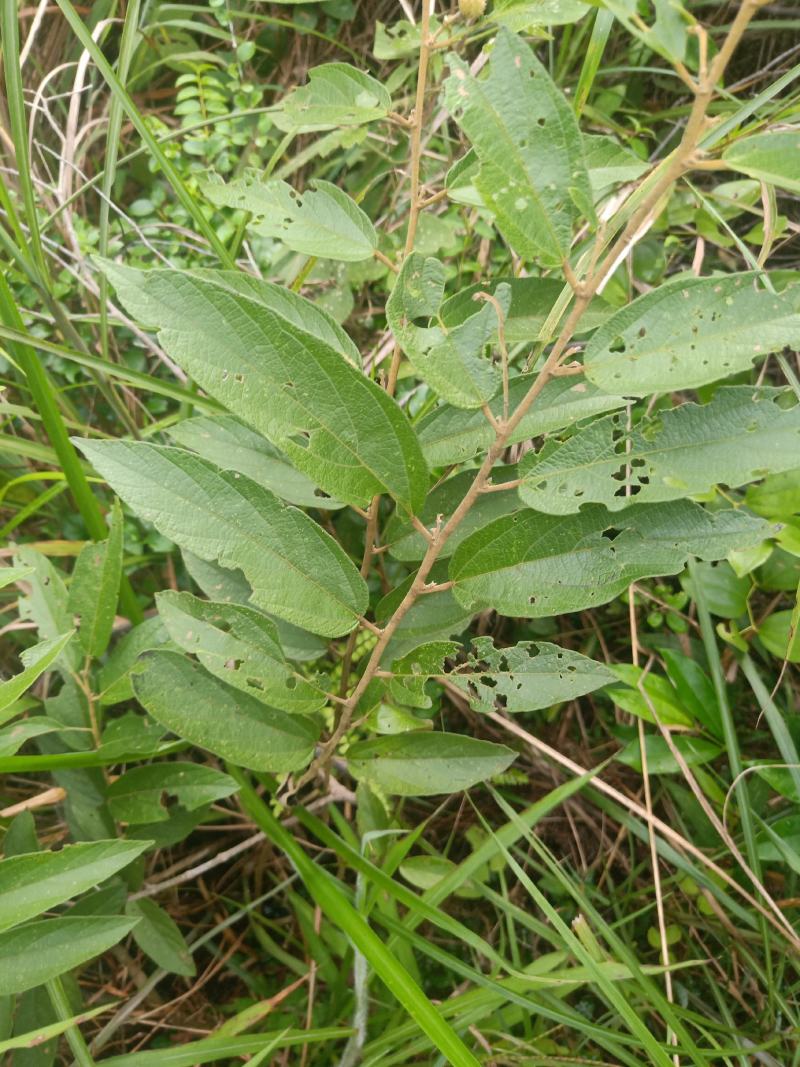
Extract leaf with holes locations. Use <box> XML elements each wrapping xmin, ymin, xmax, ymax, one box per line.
<box><xmin>519</xmin><ymin>387</ymin><xmax>800</xmax><ymax>513</ymax></box>
<box><xmin>133</xmin><ymin>651</ymin><xmax>319</xmax><ymax>773</ymax></box>
<box><xmin>387</xmin><ymin>253</ymin><xmax>508</xmax><ymax>408</ymax></box>
<box><xmin>107</xmin><ymin>763</ymin><xmax>239</xmax><ymax>824</ymax></box>
<box><xmin>275</xmin><ymin>62</ymin><xmax>391</xmax><ymax>132</ymax></box>
<box><xmin>202</xmin><ymin>176</ymin><xmax>377</xmax><ymax>261</ymax></box>
<box><xmin>445</xmin><ymin>27</ymin><xmax>593</xmax><ymax>267</ymax></box>
<box><xmin>77</xmin><ymin>441</ymin><xmax>367</xmax><ymax>638</ymax></box>
<box><xmin>101</xmin><ymin>265</ymin><xmax>428</xmax><ymax>512</ymax></box>
<box><xmin>156</xmin><ymin>591</ymin><xmax>327</xmax><ymax>713</ymax></box>
<box><xmin>347</xmin><ymin>733</ymin><xmax>516</xmax><ymax>796</ymax></box>
<box><xmin>583</xmin><ymin>273</ymin><xmax>800</xmax><ymax>395</ymax></box>
<box><xmin>449</xmin><ymin>501</ymin><xmax>773</xmax><ymax>618</ymax></box>
<box><xmin>723</xmin><ymin>130</ymin><xmax>800</xmax><ymax>195</ymax></box>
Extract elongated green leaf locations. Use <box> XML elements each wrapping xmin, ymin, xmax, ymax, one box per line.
<box><xmin>101</xmin><ymin>265</ymin><xmax>428</xmax><ymax>511</ymax></box>
<box><xmin>0</xmin><ymin>632</ymin><xmax>74</xmax><ymax>724</ymax></box>
<box><xmin>582</xmin><ymin>133</ymin><xmax>649</xmax><ymax>198</ymax></box>
<box><xmin>0</xmin><ymin>716</ymin><xmax>75</xmax><ymax>757</ymax></box>
<box><xmin>169</xmin><ymin>415</ymin><xmax>344</xmax><ymax>509</ymax></box>
<box><xmin>449</xmin><ymin>501</ymin><xmax>772</xmax><ymax>618</ymax></box>
<box><xmin>0</xmin><ymin>839</ymin><xmax>148</xmax><ymax>933</ymax></box>
<box><xmin>132</xmin><ymin>651</ymin><xmax>319</xmax><ymax>773</ymax></box>
<box><xmin>387</xmin><ymin>254</ymin><xmax>506</xmax><ymax>408</ymax></box>
<box><xmin>156</xmin><ymin>591</ymin><xmax>327</xmax><ymax>713</ymax></box>
<box><xmin>392</xmin><ymin>637</ymin><xmax>617</xmax><ymax>713</ymax></box>
<box><xmin>617</xmin><ymin>734</ymin><xmax>722</xmax><ymax>774</ymax></box>
<box><xmin>77</xmin><ymin>441</ymin><xmax>367</xmax><ymax>637</ymax></box>
<box><xmin>0</xmin><ymin>563</ymin><xmax>32</xmax><ymax>590</ymax></box>
<box><xmin>492</xmin><ymin>0</ymin><xmax>591</xmax><ymax>30</ymax></box>
<box><xmin>445</xmin><ymin>27</ymin><xmax>593</xmax><ymax>267</ymax></box>
<box><xmin>0</xmin><ymin>1002</ymin><xmax>112</xmax><ymax>1057</ymax></box>
<box><xmin>275</xmin><ymin>62</ymin><xmax>391</xmax><ymax>131</ymax></box>
<box><xmin>723</xmin><ymin>130</ymin><xmax>800</xmax><ymax>195</ymax></box>
<box><xmin>583</xmin><ymin>273</ymin><xmax>800</xmax><ymax>395</ymax></box>
<box><xmin>348</xmin><ymin>733</ymin><xmax>516</xmax><ymax>796</ymax></box>
<box><xmin>0</xmin><ymin>916</ymin><xmax>136</xmax><ymax>995</ymax></box>
<box><xmin>606</xmin><ymin>665</ymin><xmax>692</xmax><ymax>726</ymax></box>
<box><xmin>519</xmin><ymin>387</ymin><xmax>800</xmax><ymax>513</ymax></box>
<box><xmin>100</xmin><ymin>1030</ymin><xmax>355</xmax><ymax>1067</ymax></box>
<box><xmin>418</xmin><ymin>374</ymin><xmax>626</xmax><ymax>467</ymax></box>
<box><xmin>67</xmin><ymin>500</ymin><xmax>123</xmax><ymax>657</ymax></box>
<box><xmin>107</xmin><ymin>763</ymin><xmax>239</xmax><ymax>824</ymax></box>
<box><xmin>203</xmin><ymin>176</ymin><xmax>376</xmax><ymax>261</ymax></box>
<box><xmin>126</xmin><ymin>898</ymin><xmax>195</xmax><ymax>977</ymax></box>
<box><xmin>14</xmin><ymin>547</ymin><xmax>80</xmax><ymax>671</ymax></box>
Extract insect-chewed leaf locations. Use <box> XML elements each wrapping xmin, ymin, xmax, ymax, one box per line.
<box><xmin>418</xmin><ymin>374</ymin><xmax>626</xmax><ymax>467</ymax></box>
<box><xmin>156</xmin><ymin>590</ymin><xmax>327</xmax><ymax>713</ymax></box>
<box><xmin>583</xmin><ymin>273</ymin><xmax>800</xmax><ymax>395</ymax></box>
<box><xmin>388</xmin><ymin>253</ymin><xmax>507</xmax><ymax>408</ymax></box>
<box><xmin>723</xmin><ymin>130</ymin><xmax>800</xmax><ymax>195</ymax></box>
<box><xmin>67</xmin><ymin>500</ymin><xmax>123</xmax><ymax>657</ymax></box>
<box><xmin>202</xmin><ymin>175</ymin><xmax>377</xmax><ymax>261</ymax></box>
<box><xmin>77</xmin><ymin>440</ymin><xmax>367</xmax><ymax>638</ymax></box>
<box><xmin>274</xmin><ymin>62</ymin><xmax>391</xmax><ymax>131</ymax></box>
<box><xmin>107</xmin><ymin>762</ymin><xmax>239</xmax><ymax>824</ymax></box>
<box><xmin>100</xmin><ymin>264</ymin><xmax>428</xmax><ymax>512</ymax></box>
<box><xmin>519</xmin><ymin>388</ymin><xmax>800</xmax><ymax>513</ymax></box>
<box><xmin>347</xmin><ymin>732</ymin><xmax>516</xmax><ymax>796</ymax></box>
<box><xmin>449</xmin><ymin>500</ymin><xmax>773</xmax><ymax>618</ymax></box>
<box><xmin>133</xmin><ymin>651</ymin><xmax>319</xmax><ymax>773</ymax></box>
<box><xmin>444</xmin><ymin>27</ymin><xmax>593</xmax><ymax>267</ymax></box>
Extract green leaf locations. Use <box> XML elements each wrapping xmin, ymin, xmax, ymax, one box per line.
<box><xmin>445</xmin><ymin>27</ymin><xmax>593</xmax><ymax>267</ymax></box>
<box><xmin>582</xmin><ymin>133</ymin><xmax>649</xmax><ymax>198</ymax></box>
<box><xmin>605</xmin><ymin>665</ymin><xmax>692</xmax><ymax>726</ymax></box>
<box><xmin>98</xmin><ymin>616</ymin><xmax>174</xmax><ymax>706</ymax></box>
<box><xmin>107</xmin><ymin>763</ymin><xmax>239</xmax><ymax>824</ymax></box>
<box><xmin>77</xmin><ymin>441</ymin><xmax>367</xmax><ymax>638</ymax></box>
<box><xmin>125</xmin><ymin>898</ymin><xmax>195</xmax><ymax>977</ymax></box>
<box><xmin>0</xmin><ymin>916</ymin><xmax>137</xmax><ymax>996</ymax></box>
<box><xmin>757</xmin><ymin>610</ymin><xmax>800</xmax><ymax>662</ymax></box>
<box><xmin>616</xmin><ymin>734</ymin><xmax>722</xmax><ymax>774</ymax></box>
<box><xmin>0</xmin><ymin>563</ymin><xmax>32</xmax><ymax>590</ymax></box>
<box><xmin>169</xmin><ymin>415</ymin><xmax>344</xmax><ymax>509</ymax></box>
<box><xmin>418</xmin><ymin>374</ymin><xmax>626</xmax><ymax>467</ymax></box>
<box><xmin>583</xmin><ymin>273</ymin><xmax>800</xmax><ymax>395</ymax></box>
<box><xmin>491</xmin><ymin>0</ymin><xmax>591</xmax><ymax>30</ymax></box>
<box><xmin>723</xmin><ymin>130</ymin><xmax>800</xmax><ymax>195</ymax></box>
<box><xmin>599</xmin><ymin>0</ymin><xmax>688</xmax><ymax>63</ymax></box>
<box><xmin>132</xmin><ymin>651</ymin><xmax>319</xmax><ymax>773</ymax></box>
<box><xmin>67</xmin><ymin>500</ymin><xmax>123</xmax><ymax>657</ymax></box>
<box><xmin>0</xmin><ymin>632</ymin><xmax>74</xmax><ymax>725</ymax></box>
<box><xmin>202</xmin><ymin>176</ymin><xmax>377</xmax><ymax>261</ymax></box>
<box><xmin>101</xmin><ymin>265</ymin><xmax>428</xmax><ymax>512</ymax></box>
<box><xmin>519</xmin><ymin>388</ymin><xmax>800</xmax><ymax>513</ymax></box>
<box><xmin>275</xmin><ymin>62</ymin><xmax>391</xmax><ymax>131</ymax></box>
<box><xmin>14</xmin><ymin>547</ymin><xmax>80</xmax><ymax>672</ymax></box>
<box><xmin>680</xmin><ymin>560</ymin><xmax>750</xmax><ymax>619</ymax></box>
<box><xmin>0</xmin><ymin>716</ymin><xmax>75</xmax><ymax>757</ymax></box>
<box><xmin>387</xmin><ymin>254</ymin><xmax>507</xmax><ymax>408</ymax></box>
<box><xmin>449</xmin><ymin>501</ymin><xmax>772</xmax><ymax>618</ymax></box>
<box><xmin>745</xmin><ymin>468</ymin><xmax>800</xmax><ymax>520</ymax></box>
<box><xmin>0</xmin><ymin>840</ymin><xmax>148</xmax><ymax>933</ymax></box>
<box><xmin>347</xmin><ymin>733</ymin><xmax>516</xmax><ymax>796</ymax></box>
<box><xmin>156</xmin><ymin>591</ymin><xmax>327</xmax><ymax>713</ymax></box>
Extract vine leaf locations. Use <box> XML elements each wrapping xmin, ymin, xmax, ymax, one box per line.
<box><xmin>583</xmin><ymin>273</ymin><xmax>800</xmax><ymax>395</ymax></box>
<box><xmin>202</xmin><ymin>175</ymin><xmax>377</xmax><ymax>261</ymax></box>
<box><xmin>519</xmin><ymin>387</ymin><xmax>800</xmax><ymax>513</ymax></box>
<box><xmin>275</xmin><ymin>62</ymin><xmax>391</xmax><ymax>132</ymax></box>
<box><xmin>444</xmin><ymin>27</ymin><xmax>594</xmax><ymax>267</ymax></box>
<box><xmin>77</xmin><ymin>441</ymin><xmax>368</xmax><ymax>638</ymax></box>
<box><xmin>449</xmin><ymin>501</ymin><xmax>774</xmax><ymax>618</ymax></box>
<box><xmin>347</xmin><ymin>732</ymin><xmax>516</xmax><ymax>796</ymax></box>
<box><xmin>100</xmin><ymin>264</ymin><xmax>428</xmax><ymax>512</ymax></box>
<box><xmin>133</xmin><ymin>651</ymin><xmax>319</xmax><ymax>773</ymax></box>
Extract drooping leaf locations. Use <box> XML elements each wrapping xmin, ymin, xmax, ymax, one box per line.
<box><xmin>387</xmin><ymin>254</ymin><xmax>507</xmax><ymax>408</ymax></box>
<box><xmin>107</xmin><ymin>763</ymin><xmax>239</xmax><ymax>824</ymax></box>
<box><xmin>77</xmin><ymin>441</ymin><xmax>367</xmax><ymax>638</ymax></box>
<box><xmin>519</xmin><ymin>387</ymin><xmax>800</xmax><ymax>513</ymax></box>
<box><xmin>132</xmin><ymin>651</ymin><xmax>319</xmax><ymax>773</ymax></box>
<box><xmin>0</xmin><ymin>917</ymin><xmax>137</xmax><ymax>996</ymax></box>
<box><xmin>169</xmin><ymin>414</ymin><xmax>344</xmax><ymax>509</ymax></box>
<box><xmin>202</xmin><ymin>176</ymin><xmax>377</xmax><ymax>261</ymax></box>
<box><xmin>101</xmin><ymin>265</ymin><xmax>428</xmax><ymax>512</ymax></box>
<box><xmin>67</xmin><ymin>500</ymin><xmax>124</xmax><ymax>657</ymax></box>
<box><xmin>723</xmin><ymin>130</ymin><xmax>800</xmax><ymax>195</ymax></box>
<box><xmin>156</xmin><ymin>591</ymin><xmax>327</xmax><ymax>713</ymax></box>
<box><xmin>445</xmin><ymin>27</ymin><xmax>593</xmax><ymax>267</ymax></box>
<box><xmin>125</xmin><ymin>898</ymin><xmax>195</xmax><ymax>977</ymax></box>
<box><xmin>275</xmin><ymin>62</ymin><xmax>391</xmax><ymax>132</ymax></box>
<box><xmin>0</xmin><ymin>840</ymin><xmax>148</xmax><ymax>933</ymax></box>
<box><xmin>347</xmin><ymin>732</ymin><xmax>516</xmax><ymax>796</ymax></box>
<box><xmin>583</xmin><ymin>273</ymin><xmax>800</xmax><ymax>395</ymax></box>
<box><xmin>418</xmin><ymin>374</ymin><xmax>626</xmax><ymax>467</ymax></box>
<box><xmin>449</xmin><ymin>501</ymin><xmax>772</xmax><ymax>618</ymax></box>
<box><xmin>0</xmin><ymin>632</ymin><xmax>74</xmax><ymax>725</ymax></box>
